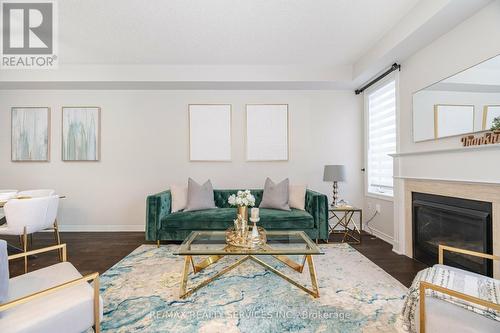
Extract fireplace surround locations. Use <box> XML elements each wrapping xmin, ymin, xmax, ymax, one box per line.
<box><xmin>412</xmin><ymin>192</ymin><xmax>492</xmax><ymax>276</ymax></box>
<box><xmin>402</xmin><ymin>179</ymin><xmax>500</xmax><ymax>278</ymax></box>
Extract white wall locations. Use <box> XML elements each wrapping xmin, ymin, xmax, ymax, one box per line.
<box><xmin>0</xmin><ymin>90</ymin><xmax>363</xmax><ymax>231</ymax></box>
<box><xmin>400</xmin><ymin>0</ymin><xmax>500</xmax><ymax>155</ymax></box>
<box><xmin>363</xmin><ymin>197</ymin><xmax>394</xmax><ymax>243</ymax></box>
<box><xmin>393</xmin><ymin>0</ymin><xmax>500</xmax><ymax>253</ymax></box>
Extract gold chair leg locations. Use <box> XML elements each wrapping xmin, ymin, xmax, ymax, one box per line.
<box><xmin>54</xmin><ymin>220</ymin><xmax>63</xmax><ymax>261</ymax></box>
<box><xmin>157</xmin><ymin>240</ymin><xmax>160</xmax><ymax>248</ymax></box>
<box><xmin>23</xmin><ymin>226</ymin><xmax>28</xmax><ymax>274</ymax></box>
<box><xmin>94</xmin><ymin>275</ymin><xmax>101</xmax><ymax>333</ymax></box>
<box><xmin>419</xmin><ymin>283</ymin><xmax>426</xmax><ymax>333</ymax></box>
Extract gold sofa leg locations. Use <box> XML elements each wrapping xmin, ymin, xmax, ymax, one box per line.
<box><xmin>157</xmin><ymin>240</ymin><xmax>160</xmax><ymax>248</ymax></box>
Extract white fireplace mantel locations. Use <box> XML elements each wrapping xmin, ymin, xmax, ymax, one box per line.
<box><xmin>390</xmin><ymin>143</ymin><xmax>500</xmax><ymax>158</ymax></box>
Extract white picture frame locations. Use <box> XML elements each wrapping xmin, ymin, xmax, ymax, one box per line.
<box><xmin>483</xmin><ymin>105</ymin><xmax>500</xmax><ymax>130</ymax></box>
<box><xmin>189</xmin><ymin>104</ymin><xmax>232</xmax><ymax>161</ymax></box>
<box><xmin>434</xmin><ymin>104</ymin><xmax>474</xmax><ymax>139</ymax></box>
<box><xmin>11</xmin><ymin>107</ymin><xmax>50</xmax><ymax>162</ymax></box>
<box><xmin>246</xmin><ymin>104</ymin><xmax>288</xmax><ymax>161</ymax></box>
<box><xmin>62</xmin><ymin>107</ymin><xmax>101</xmax><ymax>161</ymax></box>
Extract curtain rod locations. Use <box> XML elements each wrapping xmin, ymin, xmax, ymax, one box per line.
<box><xmin>355</xmin><ymin>63</ymin><xmax>401</xmax><ymax>95</ymax></box>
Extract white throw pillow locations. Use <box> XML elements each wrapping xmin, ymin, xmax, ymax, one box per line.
<box><xmin>170</xmin><ymin>185</ymin><xmax>187</xmax><ymax>212</ymax></box>
<box><xmin>289</xmin><ymin>184</ymin><xmax>306</xmax><ymax>210</ymax></box>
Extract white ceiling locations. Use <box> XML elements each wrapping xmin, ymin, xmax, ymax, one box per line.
<box><xmin>60</xmin><ymin>0</ymin><xmax>419</xmax><ymax>66</ymax></box>
<box><xmin>2</xmin><ymin>0</ymin><xmax>492</xmax><ymax>89</ymax></box>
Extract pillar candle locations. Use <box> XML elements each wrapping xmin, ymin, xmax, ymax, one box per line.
<box><xmin>251</xmin><ymin>208</ymin><xmax>259</xmax><ymax>219</ymax></box>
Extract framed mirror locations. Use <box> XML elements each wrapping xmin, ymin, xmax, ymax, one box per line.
<box><xmin>413</xmin><ymin>54</ymin><xmax>500</xmax><ymax>142</ymax></box>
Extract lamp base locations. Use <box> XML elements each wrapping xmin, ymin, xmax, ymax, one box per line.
<box><xmin>331</xmin><ymin>181</ymin><xmax>339</xmax><ymax>208</ymax></box>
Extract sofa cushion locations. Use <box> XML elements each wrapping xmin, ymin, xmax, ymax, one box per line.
<box><xmin>1</xmin><ymin>262</ymin><xmax>103</xmax><ymax>333</ymax></box>
<box><xmin>170</xmin><ymin>184</ymin><xmax>187</xmax><ymax>213</ymax></box>
<box><xmin>163</xmin><ymin>208</ymin><xmax>314</xmax><ymax>230</ymax></box>
<box><xmin>185</xmin><ymin>178</ymin><xmax>217</xmax><ymax>212</ymax></box>
<box><xmin>289</xmin><ymin>184</ymin><xmax>306</xmax><ymax>210</ymax></box>
<box><xmin>213</xmin><ymin>190</ymin><xmax>263</xmax><ymax>208</ymax></box>
<box><xmin>260</xmin><ymin>178</ymin><xmax>290</xmax><ymax>211</ymax></box>
<box><xmin>258</xmin><ymin>208</ymin><xmax>313</xmax><ymax>229</ymax></box>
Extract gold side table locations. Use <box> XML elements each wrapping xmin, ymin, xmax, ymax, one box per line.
<box><xmin>328</xmin><ymin>206</ymin><xmax>362</xmax><ymax>244</ymax></box>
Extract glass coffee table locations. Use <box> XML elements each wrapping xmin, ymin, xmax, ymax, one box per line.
<box><xmin>177</xmin><ymin>230</ymin><xmax>323</xmax><ymax>299</ymax></box>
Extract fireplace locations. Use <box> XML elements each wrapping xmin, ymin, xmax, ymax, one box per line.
<box><xmin>412</xmin><ymin>192</ymin><xmax>493</xmax><ymax>277</ymax></box>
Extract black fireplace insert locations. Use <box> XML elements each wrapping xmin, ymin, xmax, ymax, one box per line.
<box><xmin>412</xmin><ymin>192</ymin><xmax>493</xmax><ymax>277</ymax></box>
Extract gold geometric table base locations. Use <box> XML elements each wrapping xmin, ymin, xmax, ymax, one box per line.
<box><xmin>179</xmin><ymin>254</ymin><xmax>319</xmax><ymax>299</ymax></box>
<box><xmin>328</xmin><ymin>210</ymin><xmax>362</xmax><ymax>244</ymax></box>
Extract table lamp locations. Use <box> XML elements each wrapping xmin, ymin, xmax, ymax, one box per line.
<box><xmin>323</xmin><ymin>165</ymin><xmax>346</xmax><ymax>208</ymax></box>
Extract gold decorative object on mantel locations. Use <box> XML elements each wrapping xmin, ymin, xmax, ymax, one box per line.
<box><xmin>461</xmin><ymin>130</ymin><xmax>500</xmax><ymax>147</ymax></box>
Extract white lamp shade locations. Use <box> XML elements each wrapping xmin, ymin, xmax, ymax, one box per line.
<box><xmin>323</xmin><ymin>165</ymin><xmax>346</xmax><ymax>182</ymax></box>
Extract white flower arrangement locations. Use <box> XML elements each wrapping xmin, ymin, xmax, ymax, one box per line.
<box><xmin>228</xmin><ymin>190</ymin><xmax>256</xmax><ymax>207</ymax></box>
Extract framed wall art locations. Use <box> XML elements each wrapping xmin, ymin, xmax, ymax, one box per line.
<box><xmin>11</xmin><ymin>107</ymin><xmax>50</xmax><ymax>162</ymax></box>
<box><xmin>434</xmin><ymin>104</ymin><xmax>474</xmax><ymax>139</ymax></box>
<box><xmin>189</xmin><ymin>104</ymin><xmax>232</xmax><ymax>161</ymax></box>
<box><xmin>246</xmin><ymin>104</ymin><xmax>288</xmax><ymax>161</ymax></box>
<box><xmin>62</xmin><ymin>107</ymin><xmax>101</xmax><ymax>161</ymax></box>
<box><xmin>483</xmin><ymin>105</ymin><xmax>500</xmax><ymax>130</ymax></box>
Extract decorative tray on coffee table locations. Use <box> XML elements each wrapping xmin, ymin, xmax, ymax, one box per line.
<box><xmin>225</xmin><ymin>226</ymin><xmax>267</xmax><ymax>248</ymax></box>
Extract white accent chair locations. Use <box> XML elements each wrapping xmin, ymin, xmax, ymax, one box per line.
<box><xmin>0</xmin><ymin>191</ymin><xmax>18</xmax><ymax>220</ymax></box>
<box><xmin>0</xmin><ymin>190</ymin><xmax>18</xmax><ymax>201</ymax></box>
<box><xmin>16</xmin><ymin>190</ymin><xmax>61</xmax><ymax>254</ymax></box>
<box><xmin>0</xmin><ymin>196</ymin><xmax>61</xmax><ymax>273</ymax></box>
<box><xmin>17</xmin><ymin>189</ymin><xmax>55</xmax><ymax>198</ymax></box>
<box><xmin>0</xmin><ymin>240</ymin><xmax>102</xmax><ymax>333</ymax></box>
<box><xmin>417</xmin><ymin>245</ymin><xmax>500</xmax><ymax>333</ymax></box>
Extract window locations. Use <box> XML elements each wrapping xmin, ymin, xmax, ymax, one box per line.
<box><xmin>366</xmin><ymin>79</ymin><xmax>396</xmax><ymax>197</ymax></box>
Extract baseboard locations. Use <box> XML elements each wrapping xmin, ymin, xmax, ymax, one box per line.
<box><xmin>391</xmin><ymin>242</ymin><xmax>405</xmax><ymax>255</ymax></box>
<box><xmin>58</xmin><ymin>224</ymin><xmax>145</xmax><ymax>232</ymax></box>
<box><xmin>364</xmin><ymin>226</ymin><xmax>394</xmax><ymax>246</ymax></box>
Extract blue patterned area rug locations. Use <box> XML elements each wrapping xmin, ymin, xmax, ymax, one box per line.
<box><xmin>99</xmin><ymin>244</ymin><xmax>407</xmax><ymax>332</ymax></box>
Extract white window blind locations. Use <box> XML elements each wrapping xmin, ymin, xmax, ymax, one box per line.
<box><xmin>367</xmin><ymin>79</ymin><xmax>396</xmax><ymax>197</ymax></box>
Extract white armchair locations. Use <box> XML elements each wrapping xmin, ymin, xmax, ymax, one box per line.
<box><xmin>17</xmin><ymin>190</ymin><xmax>56</xmax><ymax>198</ymax></box>
<box><xmin>0</xmin><ymin>190</ymin><xmax>18</xmax><ymax>201</ymax></box>
<box><xmin>416</xmin><ymin>245</ymin><xmax>500</xmax><ymax>333</ymax></box>
<box><xmin>0</xmin><ymin>196</ymin><xmax>61</xmax><ymax>273</ymax></box>
<box><xmin>0</xmin><ymin>240</ymin><xmax>102</xmax><ymax>333</ymax></box>
<box><xmin>0</xmin><ymin>191</ymin><xmax>18</xmax><ymax>220</ymax></box>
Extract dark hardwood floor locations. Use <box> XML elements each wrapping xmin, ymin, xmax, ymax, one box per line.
<box><xmin>4</xmin><ymin>231</ymin><xmax>427</xmax><ymax>287</ymax></box>
<box><xmin>347</xmin><ymin>233</ymin><xmax>427</xmax><ymax>287</ymax></box>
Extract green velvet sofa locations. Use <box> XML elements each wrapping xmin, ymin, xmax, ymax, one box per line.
<box><xmin>146</xmin><ymin>189</ymin><xmax>329</xmax><ymax>243</ymax></box>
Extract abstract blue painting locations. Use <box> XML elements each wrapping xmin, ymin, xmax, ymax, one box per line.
<box><xmin>11</xmin><ymin>107</ymin><xmax>50</xmax><ymax>161</ymax></box>
<box><xmin>62</xmin><ymin>107</ymin><xmax>100</xmax><ymax>161</ymax></box>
